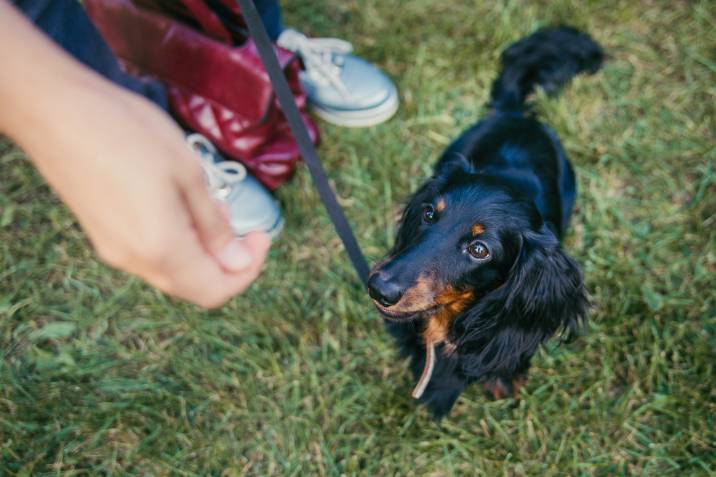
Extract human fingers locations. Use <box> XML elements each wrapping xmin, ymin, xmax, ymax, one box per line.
<box><xmin>177</xmin><ymin>163</ymin><xmax>254</xmax><ymax>272</ymax></box>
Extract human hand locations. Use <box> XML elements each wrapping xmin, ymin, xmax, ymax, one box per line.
<box><xmin>23</xmin><ymin>89</ymin><xmax>271</xmax><ymax>307</ymax></box>
<box><xmin>0</xmin><ymin>2</ymin><xmax>272</xmax><ymax>307</ymax></box>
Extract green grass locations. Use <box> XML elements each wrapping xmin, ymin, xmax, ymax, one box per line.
<box><xmin>2</xmin><ymin>0</ymin><xmax>715</xmax><ymax>475</ymax></box>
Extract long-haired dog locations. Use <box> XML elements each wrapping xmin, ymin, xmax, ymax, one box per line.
<box><xmin>368</xmin><ymin>27</ymin><xmax>603</xmax><ymax>417</ymax></box>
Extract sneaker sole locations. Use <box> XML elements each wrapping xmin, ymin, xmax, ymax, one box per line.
<box><xmin>234</xmin><ymin>214</ymin><xmax>284</xmax><ymax>241</ymax></box>
<box><xmin>310</xmin><ymin>92</ymin><xmax>399</xmax><ymax>128</ymax></box>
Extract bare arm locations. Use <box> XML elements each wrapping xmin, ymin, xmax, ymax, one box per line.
<box><xmin>0</xmin><ymin>0</ymin><xmax>270</xmax><ymax>308</ymax></box>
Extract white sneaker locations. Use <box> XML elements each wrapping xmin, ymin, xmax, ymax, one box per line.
<box><xmin>187</xmin><ymin>133</ymin><xmax>283</xmax><ymax>239</ymax></box>
<box><xmin>277</xmin><ymin>28</ymin><xmax>399</xmax><ymax>128</ymax></box>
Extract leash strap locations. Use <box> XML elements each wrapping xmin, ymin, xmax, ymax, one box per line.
<box><xmin>236</xmin><ymin>0</ymin><xmax>370</xmax><ymax>285</ymax></box>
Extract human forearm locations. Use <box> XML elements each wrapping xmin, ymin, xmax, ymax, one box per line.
<box><xmin>0</xmin><ymin>2</ymin><xmax>100</xmax><ymax>133</ymax></box>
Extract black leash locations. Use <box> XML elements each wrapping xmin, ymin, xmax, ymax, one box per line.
<box><xmin>236</xmin><ymin>0</ymin><xmax>370</xmax><ymax>285</ymax></box>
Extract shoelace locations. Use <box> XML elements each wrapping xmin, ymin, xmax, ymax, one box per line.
<box><xmin>277</xmin><ymin>28</ymin><xmax>352</xmax><ymax>96</ymax></box>
<box><xmin>186</xmin><ymin>133</ymin><xmax>246</xmax><ymax>201</ymax></box>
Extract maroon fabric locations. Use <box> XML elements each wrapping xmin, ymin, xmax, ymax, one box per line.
<box><xmin>178</xmin><ymin>0</ymin><xmax>233</xmax><ymax>43</ymax></box>
<box><xmin>85</xmin><ymin>0</ymin><xmax>318</xmax><ymax>190</ymax></box>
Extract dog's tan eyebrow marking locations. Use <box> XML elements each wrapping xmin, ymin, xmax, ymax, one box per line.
<box><xmin>471</xmin><ymin>223</ymin><xmax>485</xmax><ymax>236</ymax></box>
<box><xmin>436</xmin><ymin>198</ymin><xmax>446</xmax><ymax>213</ymax></box>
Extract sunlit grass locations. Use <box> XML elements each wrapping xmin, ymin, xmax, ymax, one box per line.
<box><xmin>1</xmin><ymin>0</ymin><xmax>715</xmax><ymax>475</ymax></box>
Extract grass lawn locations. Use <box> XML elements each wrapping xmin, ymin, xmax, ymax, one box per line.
<box><xmin>2</xmin><ymin>0</ymin><xmax>715</xmax><ymax>475</ymax></box>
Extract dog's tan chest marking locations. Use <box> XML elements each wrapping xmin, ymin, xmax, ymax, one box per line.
<box><xmin>412</xmin><ymin>287</ymin><xmax>474</xmax><ymax>399</ymax></box>
<box><xmin>423</xmin><ymin>287</ymin><xmax>474</xmax><ymax>346</ymax></box>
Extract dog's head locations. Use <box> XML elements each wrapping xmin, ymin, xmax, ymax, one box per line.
<box><xmin>369</xmin><ymin>159</ymin><xmax>587</xmax><ymax>380</ymax></box>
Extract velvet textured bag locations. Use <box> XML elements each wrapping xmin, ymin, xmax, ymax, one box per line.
<box><xmin>85</xmin><ymin>0</ymin><xmax>319</xmax><ymax>190</ymax></box>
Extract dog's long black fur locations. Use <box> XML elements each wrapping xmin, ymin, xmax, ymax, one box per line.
<box><xmin>368</xmin><ymin>27</ymin><xmax>603</xmax><ymax>417</ymax></box>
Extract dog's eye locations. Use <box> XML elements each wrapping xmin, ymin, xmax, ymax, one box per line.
<box><xmin>467</xmin><ymin>241</ymin><xmax>490</xmax><ymax>260</ymax></box>
<box><xmin>422</xmin><ymin>205</ymin><xmax>437</xmax><ymax>223</ymax></box>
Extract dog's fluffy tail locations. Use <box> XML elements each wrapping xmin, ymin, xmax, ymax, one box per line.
<box><xmin>489</xmin><ymin>26</ymin><xmax>604</xmax><ymax>113</ymax></box>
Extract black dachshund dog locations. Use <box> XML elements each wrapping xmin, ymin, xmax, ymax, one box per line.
<box><xmin>368</xmin><ymin>27</ymin><xmax>603</xmax><ymax>417</ymax></box>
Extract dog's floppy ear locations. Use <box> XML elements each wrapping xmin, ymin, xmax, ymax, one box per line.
<box><xmin>504</xmin><ymin>225</ymin><xmax>588</xmax><ymax>340</ymax></box>
<box><xmin>456</xmin><ymin>225</ymin><xmax>587</xmax><ymax>378</ymax></box>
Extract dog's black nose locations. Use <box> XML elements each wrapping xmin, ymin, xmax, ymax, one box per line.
<box><xmin>368</xmin><ymin>273</ymin><xmax>403</xmax><ymax>307</ymax></box>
